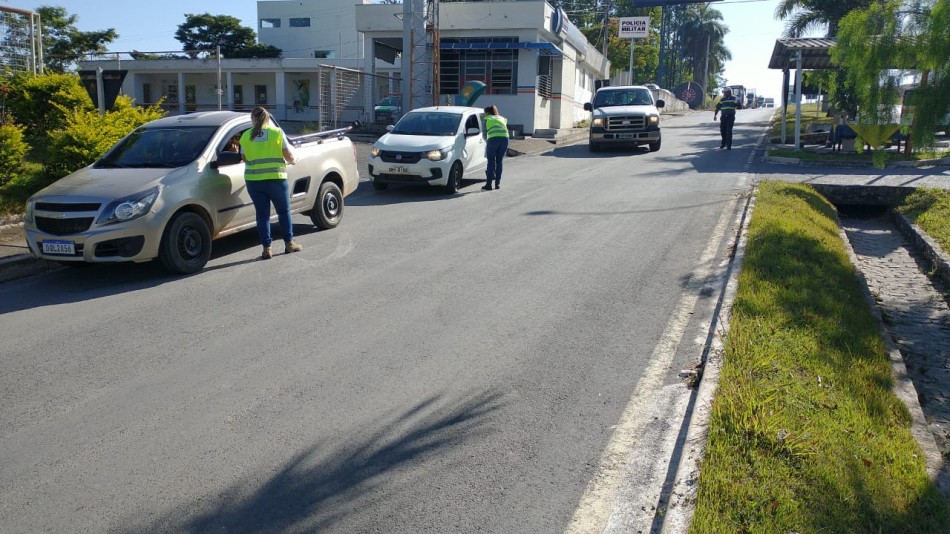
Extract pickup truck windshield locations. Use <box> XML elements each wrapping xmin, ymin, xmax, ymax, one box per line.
<box><xmin>95</xmin><ymin>126</ymin><xmax>218</xmax><ymax>169</ymax></box>
<box><xmin>391</xmin><ymin>112</ymin><xmax>461</xmax><ymax>136</ymax></box>
<box><xmin>593</xmin><ymin>89</ymin><xmax>654</xmax><ymax>108</ymax></box>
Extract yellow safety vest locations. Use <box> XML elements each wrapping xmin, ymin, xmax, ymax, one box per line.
<box><xmin>240</xmin><ymin>125</ymin><xmax>288</xmax><ymax>181</ymax></box>
<box><xmin>485</xmin><ymin>115</ymin><xmax>509</xmax><ymax>139</ymax></box>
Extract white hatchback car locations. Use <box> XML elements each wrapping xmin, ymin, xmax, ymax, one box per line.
<box><xmin>368</xmin><ymin>106</ymin><xmax>487</xmax><ymax>193</ymax></box>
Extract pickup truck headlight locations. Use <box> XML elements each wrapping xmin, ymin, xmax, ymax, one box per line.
<box><xmin>592</xmin><ymin>118</ymin><xmax>604</xmax><ymax>127</ymax></box>
<box><xmin>97</xmin><ymin>187</ymin><xmax>159</xmax><ymax>225</ymax></box>
<box><xmin>425</xmin><ymin>148</ymin><xmax>449</xmax><ymax>161</ymax></box>
<box><xmin>370</xmin><ymin>146</ymin><xmax>381</xmax><ymax>157</ymax></box>
<box><xmin>648</xmin><ymin>115</ymin><xmax>660</xmax><ymax>125</ymax></box>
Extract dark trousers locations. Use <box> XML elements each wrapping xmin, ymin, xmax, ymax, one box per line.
<box><xmin>719</xmin><ymin>114</ymin><xmax>735</xmax><ymax>148</ymax></box>
<box><xmin>485</xmin><ymin>137</ymin><xmax>509</xmax><ymax>186</ymax></box>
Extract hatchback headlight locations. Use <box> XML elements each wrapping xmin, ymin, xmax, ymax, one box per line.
<box><xmin>370</xmin><ymin>146</ymin><xmax>381</xmax><ymax>157</ymax></box>
<box><xmin>425</xmin><ymin>148</ymin><xmax>449</xmax><ymax>161</ymax></box>
<box><xmin>97</xmin><ymin>187</ymin><xmax>160</xmax><ymax>225</ymax></box>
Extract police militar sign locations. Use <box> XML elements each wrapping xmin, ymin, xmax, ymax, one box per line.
<box><xmin>618</xmin><ymin>17</ymin><xmax>650</xmax><ymax>39</ymax></box>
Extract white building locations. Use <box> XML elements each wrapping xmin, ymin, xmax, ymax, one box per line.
<box><xmin>78</xmin><ymin>0</ymin><xmax>609</xmax><ymax>135</ymax></box>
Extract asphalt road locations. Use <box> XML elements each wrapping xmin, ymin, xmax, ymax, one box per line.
<box><xmin>0</xmin><ymin>109</ymin><xmax>772</xmax><ymax>533</ymax></box>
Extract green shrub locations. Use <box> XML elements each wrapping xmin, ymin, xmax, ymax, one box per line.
<box><xmin>5</xmin><ymin>72</ymin><xmax>94</xmax><ymax>140</ymax></box>
<box><xmin>0</xmin><ymin>121</ymin><xmax>29</xmax><ymax>188</ymax></box>
<box><xmin>45</xmin><ymin>95</ymin><xmax>166</xmax><ymax>178</ymax></box>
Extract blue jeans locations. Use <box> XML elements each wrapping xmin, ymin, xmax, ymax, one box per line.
<box><xmin>485</xmin><ymin>137</ymin><xmax>509</xmax><ymax>186</ymax></box>
<box><xmin>246</xmin><ymin>179</ymin><xmax>293</xmax><ymax>247</ymax></box>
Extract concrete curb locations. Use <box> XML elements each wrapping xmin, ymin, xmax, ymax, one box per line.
<box><xmin>763</xmin><ymin>153</ymin><xmax>950</xmax><ymax>169</ymax></box>
<box><xmin>892</xmin><ymin>212</ymin><xmax>950</xmax><ymax>290</ymax></box>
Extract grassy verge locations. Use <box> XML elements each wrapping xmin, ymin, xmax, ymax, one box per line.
<box><xmin>690</xmin><ymin>181</ymin><xmax>950</xmax><ymax>533</ymax></box>
<box><xmin>896</xmin><ymin>188</ymin><xmax>950</xmax><ymax>254</ymax></box>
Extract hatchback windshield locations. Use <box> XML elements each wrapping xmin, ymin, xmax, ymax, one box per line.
<box><xmin>95</xmin><ymin>126</ymin><xmax>218</xmax><ymax>169</ymax></box>
<box><xmin>391</xmin><ymin>112</ymin><xmax>462</xmax><ymax>136</ymax></box>
<box><xmin>593</xmin><ymin>89</ymin><xmax>654</xmax><ymax>108</ymax></box>
<box><xmin>377</xmin><ymin>96</ymin><xmax>401</xmax><ymax>107</ymax></box>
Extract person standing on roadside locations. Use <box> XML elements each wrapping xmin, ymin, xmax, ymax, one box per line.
<box><xmin>713</xmin><ymin>87</ymin><xmax>741</xmax><ymax>150</ymax></box>
<box><xmin>240</xmin><ymin>106</ymin><xmax>302</xmax><ymax>260</ymax></box>
<box><xmin>482</xmin><ymin>105</ymin><xmax>510</xmax><ymax>191</ymax></box>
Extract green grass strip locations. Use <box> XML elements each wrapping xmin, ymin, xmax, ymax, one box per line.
<box><xmin>690</xmin><ymin>181</ymin><xmax>950</xmax><ymax>533</ymax></box>
<box><xmin>896</xmin><ymin>187</ymin><xmax>950</xmax><ymax>255</ymax></box>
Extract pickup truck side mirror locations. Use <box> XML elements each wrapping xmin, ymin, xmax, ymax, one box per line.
<box><xmin>211</xmin><ymin>151</ymin><xmax>242</xmax><ymax>169</ymax></box>
<box><xmin>656</xmin><ymin>99</ymin><xmax>666</xmax><ymax>109</ymax></box>
<box><xmin>584</xmin><ymin>102</ymin><xmax>593</xmax><ymax>112</ymax></box>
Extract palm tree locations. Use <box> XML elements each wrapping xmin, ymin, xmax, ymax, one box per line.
<box><xmin>775</xmin><ymin>0</ymin><xmax>875</xmax><ymax>38</ymax></box>
<box><xmin>680</xmin><ymin>3</ymin><xmax>730</xmax><ymax>93</ymax></box>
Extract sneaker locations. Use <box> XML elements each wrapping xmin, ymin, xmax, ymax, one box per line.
<box><xmin>285</xmin><ymin>241</ymin><xmax>302</xmax><ymax>254</ymax></box>
<box><xmin>261</xmin><ymin>247</ymin><xmax>272</xmax><ymax>260</ymax></box>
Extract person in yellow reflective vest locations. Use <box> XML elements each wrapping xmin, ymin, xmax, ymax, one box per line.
<box><xmin>240</xmin><ymin>106</ymin><xmax>301</xmax><ymax>260</ymax></box>
<box><xmin>482</xmin><ymin>105</ymin><xmax>510</xmax><ymax>191</ymax></box>
<box><xmin>713</xmin><ymin>87</ymin><xmax>741</xmax><ymax>150</ymax></box>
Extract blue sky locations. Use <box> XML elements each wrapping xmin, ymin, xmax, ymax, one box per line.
<box><xmin>13</xmin><ymin>0</ymin><xmax>812</xmax><ymax>100</ymax></box>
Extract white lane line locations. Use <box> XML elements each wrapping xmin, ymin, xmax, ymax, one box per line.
<box><xmin>565</xmin><ymin>191</ymin><xmax>740</xmax><ymax>534</ymax></box>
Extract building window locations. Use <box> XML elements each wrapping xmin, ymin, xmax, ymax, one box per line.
<box><xmin>255</xmin><ymin>85</ymin><xmax>267</xmax><ymax>104</ymax></box>
<box><xmin>439</xmin><ymin>37</ymin><xmax>518</xmax><ymax>96</ymax></box>
<box><xmin>260</xmin><ymin>18</ymin><xmax>280</xmax><ymax>29</ymax></box>
<box><xmin>143</xmin><ymin>83</ymin><xmax>152</xmax><ymax>104</ymax></box>
<box><xmin>290</xmin><ymin>18</ymin><xmax>310</xmax><ymax>27</ymax></box>
<box><xmin>234</xmin><ymin>85</ymin><xmax>243</xmax><ymax>106</ymax></box>
<box><xmin>313</xmin><ymin>50</ymin><xmax>335</xmax><ymax>59</ymax></box>
<box><xmin>537</xmin><ymin>56</ymin><xmax>553</xmax><ymax>99</ymax></box>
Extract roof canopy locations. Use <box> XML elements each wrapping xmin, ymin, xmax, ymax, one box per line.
<box><xmin>768</xmin><ymin>38</ymin><xmax>836</xmax><ymax>70</ymax></box>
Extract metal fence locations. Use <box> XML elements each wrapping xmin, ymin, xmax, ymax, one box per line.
<box><xmin>316</xmin><ymin>65</ymin><xmax>401</xmax><ymax>131</ymax></box>
<box><xmin>0</xmin><ymin>7</ymin><xmax>42</xmax><ymax>76</ymax></box>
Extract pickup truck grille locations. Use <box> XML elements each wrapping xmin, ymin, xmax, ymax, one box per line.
<box><xmin>35</xmin><ymin>216</ymin><xmax>95</xmax><ymax>235</ymax></box>
<box><xmin>605</xmin><ymin>115</ymin><xmax>646</xmax><ymax>130</ymax></box>
<box><xmin>379</xmin><ymin>150</ymin><xmax>423</xmax><ymax>164</ymax></box>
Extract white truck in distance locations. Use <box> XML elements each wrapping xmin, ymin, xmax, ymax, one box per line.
<box><xmin>23</xmin><ymin>111</ymin><xmax>361</xmax><ymax>274</ymax></box>
<box><xmin>583</xmin><ymin>85</ymin><xmax>665</xmax><ymax>152</ymax></box>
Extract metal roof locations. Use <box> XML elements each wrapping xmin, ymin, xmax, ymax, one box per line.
<box><xmin>768</xmin><ymin>38</ymin><xmax>836</xmax><ymax>70</ymax></box>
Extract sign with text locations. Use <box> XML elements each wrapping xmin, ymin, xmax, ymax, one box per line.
<box><xmin>618</xmin><ymin>17</ymin><xmax>650</xmax><ymax>39</ymax></box>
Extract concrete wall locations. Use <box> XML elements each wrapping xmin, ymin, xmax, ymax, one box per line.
<box><xmin>258</xmin><ymin>0</ymin><xmax>370</xmax><ymax>60</ymax></box>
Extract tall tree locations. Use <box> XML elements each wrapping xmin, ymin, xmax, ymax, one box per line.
<box><xmin>680</xmin><ymin>3</ymin><xmax>729</xmax><ymax>93</ymax></box>
<box><xmin>37</xmin><ymin>6</ymin><xmax>117</xmax><ymax>73</ymax></box>
<box><xmin>774</xmin><ymin>0</ymin><xmax>874</xmax><ymax>38</ymax></box>
<box><xmin>174</xmin><ymin>13</ymin><xmax>258</xmax><ymax>59</ymax></box>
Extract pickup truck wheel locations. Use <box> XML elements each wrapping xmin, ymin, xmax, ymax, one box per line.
<box><xmin>589</xmin><ymin>142</ymin><xmax>601</xmax><ymax>152</ymax></box>
<box><xmin>159</xmin><ymin>212</ymin><xmax>211</xmax><ymax>274</ymax></box>
<box><xmin>311</xmin><ymin>181</ymin><xmax>344</xmax><ymax>229</ymax></box>
<box><xmin>649</xmin><ymin>139</ymin><xmax>661</xmax><ymax>152</ymax></box>
<box><xmin>444</xmin><ymin>162</ymin><xmax>462</xmax><ymax>194</ymax></box>
<box><xmin>372</xmin><ymin>179</ymin><xmax>388</xmax><ymax>190</ymax></box>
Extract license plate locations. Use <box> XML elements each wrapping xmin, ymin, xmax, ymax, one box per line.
<box><xmin>617</xmin><ymin>133</ymin><xmax>637</xmax><ymax>139</ymax></box>
<box><xmin>387</xmin><ymin>165</ymin><xmax>410</xmax><ymax>174</ymax></box>
<box><xmin>42</xmin><ymin>240</ymin><xmax>75</xmax><ymax>255</ymax></box>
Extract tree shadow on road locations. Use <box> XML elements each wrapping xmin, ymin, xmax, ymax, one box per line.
<box><xmin>118</xmin><ymin>390</ymin><xmax>506</xmax><ymax>533</ymax></box>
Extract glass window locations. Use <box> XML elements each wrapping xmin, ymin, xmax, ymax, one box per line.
<box><xmin>439</xmin><ymin>37</ymin><xmax>518</xmax><ymax>96</ymax></box>
<box><xmin>260</xmin><ymin>18</ymin><xmax>280</xmax><ymax>29</ymax></box>
<box><xmin>290</xmin><ymin>18</ymin><xmax>310</xmax><ymax>27</ymax></box>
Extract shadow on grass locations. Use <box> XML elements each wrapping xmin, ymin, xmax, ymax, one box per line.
<box><xmin>120</xmin><ymin>390</ymin><xmax>506</xmax><ymax>533</ymax></box>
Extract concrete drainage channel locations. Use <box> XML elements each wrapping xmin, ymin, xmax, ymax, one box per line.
<box><xmin>827</xmin><ymin>184</ymin><xmax>950</xmax><ymax>494</ymax></box>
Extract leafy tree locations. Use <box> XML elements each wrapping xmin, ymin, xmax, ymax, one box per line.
<box><xmin>45</xmin><ymin>94</ymin><xmax>166</xmax><ymax>177</ymax></box>
<box><xmin>775</xmin><ymin>0</ymin><xmax>875</xmax><ymax>38</ymax></box>
<box><xmin>175</xmin><ymin>13</ymin><xmax>257</xmax><ymax>59</ymax></box>
<box><xmin>224</xmin><ymin>43</ymin><xmax>282</xmax><ymax>59</ymax></box>
<box><xmin>680</xmin><ymin>3</ymin><xmax>730</xmax><ymax>94</ymax></box>
<box><xmin>37</xmin><ymin>6</ymin><xmax>118</xmax><ymax>73</ymax></box>
<box><xmin>5</xmin><ymin>72</ymin><xmax>93</xmax><ymax>139</ymax></box>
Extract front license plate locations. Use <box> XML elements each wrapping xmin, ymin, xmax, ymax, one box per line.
<box><xmin>616</xmin><ymin>133</ymin><xmax>637</xmax><ymax>139</ymax></box>
<box><xmin>387</xmin><ymin>165</ymin><xmax>410</xmax><ymax>174</ymax></box>
<box><xmin>42</xmin><ymin>240</ymin><xmax>75</xmax><ymax>255</ymax></box>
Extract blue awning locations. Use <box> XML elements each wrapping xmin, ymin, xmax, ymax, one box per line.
<box><xmin>439</xmin><ymin>41</ymin><xmax>563</xmax><ymax>56</ymax></box>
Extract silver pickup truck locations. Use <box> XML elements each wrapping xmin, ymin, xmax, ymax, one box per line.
<box><xmin>23</xmin><ymin>111</ymin><xmax>360</xmax><ymax>274</ymax></box>
<box><xmin>583</xmin><ymin>85</ymin><xmax>665</xmax><ymax>152</ymax></box>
